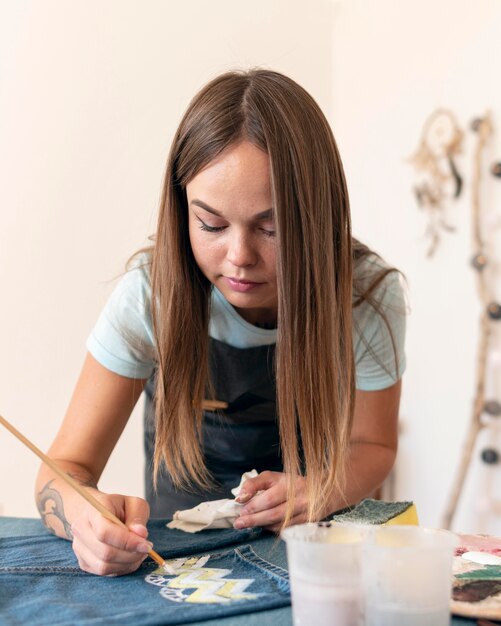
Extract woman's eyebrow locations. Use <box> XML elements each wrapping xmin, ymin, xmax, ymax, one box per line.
<box><xmin>191</xmin><ymin>199</ymin><xmax>223</xmax><ymax>216</ymax></box>
<box><xmin>191</xmin><ymin>199</ymin><xmax>274</xmax><ymax>220</ymax></box>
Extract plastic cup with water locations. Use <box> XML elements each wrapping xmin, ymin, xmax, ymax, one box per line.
<box><xmin>363</xmin><ymin>525</ymin><xmax>458</xmax><ymax>626</ymax></box>
<box><xmin>282</xmin><ymin>522</ymin><xmax>367</xmax><ymax>626</ymax></box>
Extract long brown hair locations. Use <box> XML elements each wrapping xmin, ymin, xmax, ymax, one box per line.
<box><xmin>149</xmin><ymin>69</ymin><xmax>358</xmax><ymax>523</ymax></box>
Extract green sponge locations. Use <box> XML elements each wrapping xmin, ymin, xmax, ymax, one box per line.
<box><xmin>330</xmin><ymin>498</ymin><xmax>418</xmax><ymax>526</ymax></box>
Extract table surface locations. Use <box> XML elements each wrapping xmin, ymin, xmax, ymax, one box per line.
<box><xmin>0</xmin><ymin>516</ymin><xmax>477</xmax><ymax>626</ymax></box>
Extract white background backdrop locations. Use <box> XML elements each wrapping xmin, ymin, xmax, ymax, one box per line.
<box><xmin>1</xmin><ymin>0</ymin><xmax>500</xmax><ymax>534</ymax></box>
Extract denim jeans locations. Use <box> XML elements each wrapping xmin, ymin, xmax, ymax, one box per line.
<box><xmin>0</xmin><ymin>521</ymin><xmax>290</xmax><ymax>626</ymax></box>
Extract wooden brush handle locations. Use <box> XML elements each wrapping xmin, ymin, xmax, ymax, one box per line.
<box><xmin>0</xmin><ymin>414</ymin><xmax>168</xmax><ymax>569</ymax></box>
<box><xmin>200</xmin><ymin>399</ymin><xmax>228</xmax><ymax>410</ymax></box>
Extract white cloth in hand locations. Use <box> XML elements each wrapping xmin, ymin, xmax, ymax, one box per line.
<box><xmin>166</xmin><ymin>470</ymin><xmax>258</xmax><ymax>533</ymax></box>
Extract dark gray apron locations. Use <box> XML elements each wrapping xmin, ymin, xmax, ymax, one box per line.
<box><xmin>144</xmin><ymin>338</ymin><xmax>283</xmax><ymax>518</ymax></box>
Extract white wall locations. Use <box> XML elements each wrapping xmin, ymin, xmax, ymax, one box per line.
<box><xmin>331</xmin><ymin>0</ymin><xmax>501</xmax><ymax>532</ymax></box>
<box><xmin>2</xmin><ymin>1</ymin><xmax>501</xmax><ymax>534</ymax></box>
<box><xmin>0</xmin><ymin>0</ymin><xmax>334</xmax><ymax>517</ymax></box>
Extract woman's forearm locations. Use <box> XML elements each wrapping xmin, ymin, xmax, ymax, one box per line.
<box><xmin>35</xmin><ymin>461</ymin><xmax>100</xmax><ymax>540</ymax></box>
<box><xmin>328</xmin><ymin>441</ymin><xmax>397</xmax><ymax>514</ymax></box>
<box><xmin>34</xmin><ymin>356</ymin><xmax>147</xmax><ymax>541</ymax></box>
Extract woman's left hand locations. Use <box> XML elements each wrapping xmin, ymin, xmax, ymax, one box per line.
<box><xmin>233</xmin><ymin>471</ymin><xmax>313</xmax><ymax>532</ymax></box>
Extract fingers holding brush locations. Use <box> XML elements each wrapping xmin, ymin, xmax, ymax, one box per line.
<box><xmin>71</xmin><ymin>493</ymin><xmax>152</xmax><ymax>576</ymax></box>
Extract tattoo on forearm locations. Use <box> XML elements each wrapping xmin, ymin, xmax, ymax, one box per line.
<box><xmin>36</xmin><ymin>480</ymin><xmax>74</xmax><ymax>540</ymax></box>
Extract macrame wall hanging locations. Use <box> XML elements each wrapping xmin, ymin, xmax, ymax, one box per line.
<box><xmin>410</xmin><ymin>111</ymin><xmax>501</xmax><ymax>530</ymax></box>
<box><xmin>409</xmin><ymin>109</ymin><xmax>464</xmax><ymax>257</ymax></box>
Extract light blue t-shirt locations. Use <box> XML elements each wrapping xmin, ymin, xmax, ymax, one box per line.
<box><xmin>87</xmin><ymin>255</ymin><xmax>406</xmax><ymax>391</ymax></box>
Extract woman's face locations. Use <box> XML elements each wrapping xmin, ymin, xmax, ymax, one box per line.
<box><xmin>187</xmin><ymin>140</ymin><xmax>277</xmax><ymax>327</ymax></box>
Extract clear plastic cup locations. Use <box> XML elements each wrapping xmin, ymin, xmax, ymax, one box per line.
<box><xmin>282</xmin><ymin>522</ymin><xmax>367</xmax><ymax>626</ymax></box>
<box><xmin>362</xmin><ymin>526</ymin><xmax>458</xmax><ymax>626</ymax></box>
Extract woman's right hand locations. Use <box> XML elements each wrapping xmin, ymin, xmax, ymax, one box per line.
<box><xmin>71</xmin><ymin>492</ymin><xmax>152</xmax><ymax>577</ymax></box>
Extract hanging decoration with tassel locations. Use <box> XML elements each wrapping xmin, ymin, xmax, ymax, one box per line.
<box><xmin>409</xmin><ymin>109</ymin><xmax>464</xmax><ymax>257</ymax></box>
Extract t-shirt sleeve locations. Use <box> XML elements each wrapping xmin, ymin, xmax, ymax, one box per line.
<box><xmin>86</xmin><ymin>262</ymin><xmax>156</xmax><ymax>379</ymax></box>
<box><xmin>353</xmin><ymin>267</ymin><xmax>407</xmax><ymax>391</ymax></box>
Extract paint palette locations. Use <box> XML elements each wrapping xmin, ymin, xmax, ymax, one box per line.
<box><xmin>451</xmin><ymin>533</ymin><xmax>501</xmax><ymax>619</ymax></box>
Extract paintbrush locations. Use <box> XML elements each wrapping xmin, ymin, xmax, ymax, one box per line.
<box><xmin>200</xmin><ymin>399</ymin><xmax>228</xmax><ymax>411</ymax></box>
<box><xmin>0</xmin><ymin>413</ymin><xmax>175</xmax><ymax>575</ymax></box>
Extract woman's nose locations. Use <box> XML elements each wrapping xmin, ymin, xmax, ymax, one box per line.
<box><xmin>226</xmin><ymin>232</ymin><xmax>257</xmax><ymax>267</ymax></box>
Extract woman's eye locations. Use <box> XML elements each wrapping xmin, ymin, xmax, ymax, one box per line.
<box><xmin>196</xmin><ymin>217</ymin><xmax>275</xmax><ymax>237</ymax></box>
<box><xmin>198</xmin><ymin>220</ymin><xmax>226</xmax><ymax>233</ymax></box>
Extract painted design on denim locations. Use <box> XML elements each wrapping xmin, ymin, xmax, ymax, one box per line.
<box><xmin>145</xmin><ymin>555</ymin><xmax>259</xmax><ymax>604</ymax></box>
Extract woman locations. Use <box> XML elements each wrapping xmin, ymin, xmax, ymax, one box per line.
<box><xmin>36</xmin><ymin>69</ymin><xmax>405</xmax><ymax>576</ymax></box>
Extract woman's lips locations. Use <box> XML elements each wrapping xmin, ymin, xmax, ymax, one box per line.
<box><xmin>224</xmin><ymin>277</ymin><xmax>264</xmax><ymax>292</ymax></box>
